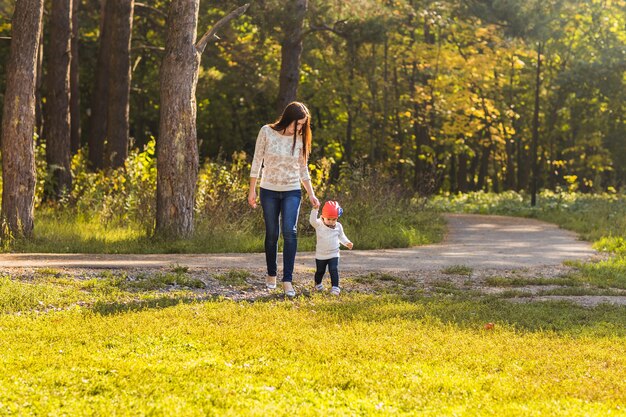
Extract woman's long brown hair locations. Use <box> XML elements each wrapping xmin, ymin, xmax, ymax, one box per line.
<box><xmin>270</xmin><ymin>101</ymin><xmax>312</xmax><ymax>159</ymax></box>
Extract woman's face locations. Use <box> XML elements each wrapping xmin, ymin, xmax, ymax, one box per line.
<box><xmin>295</xmin><ymin>118</ymin><xmax>307</xmax><ymax>132</ymax></box>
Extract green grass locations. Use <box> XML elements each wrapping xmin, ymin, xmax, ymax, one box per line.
<box><xmin>212</xmin><ymin>269</ymin><xmax>251</xmax><ymax>287</ymax></box>
<box><xmin>441</xmin><ymin>265</ymin><xmax>473</xmax><ymax>276</ymax></box>
<box><xmin>0</xmin><ymin>274</ymin><xmax>625</xmax><ymax>416</ymax></box>
<box><xmin>485</xmin><ymin>276</ymin><xmax>581</xmax><ymax>287</ymax></box>
<box><xmin>6</xmin><ymin>206</ymin><xmax>444</xmax><ymax>254</ymax></box>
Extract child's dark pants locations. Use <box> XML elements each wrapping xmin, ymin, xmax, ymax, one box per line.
<box><xmin>315</xmin><ymin>257</ymin><xmax>339</xmax><ymax>287</ymax></box>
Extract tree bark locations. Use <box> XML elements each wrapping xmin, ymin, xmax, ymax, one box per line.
<box><xmin>87</xmin><ymin>0</ymin><xmax>113</xmax><ymax>170</ymax></box>
<box><xmin>276</xmin><ymin>0</ymin><xmax>307</xmax><ymax>115</ymax></box>
<box><xmin>530</xmin><ymin>43</ymin><xmax>542</xmax><ymax>206</ymax></box>
<box><xmin>1</xmin><ymin>0</ymin><xmax>44</xmax><ymax>238</ymax></box>
<box><xmin>457</xmin><ymin>153</ymin><xmax>468</xmax><ymax>193</ymax></box>
<box><xmin>70</xmin><ymin>0</ymin><xmax>81</xmax><ymax>153</ymax></box>
<box><xmin>44</xmin><ymin>0</ymin><xmax>73</xmax><ymax>198</ymax></box>
<box><xmin>504</xmin><ymin>58</ymin><xmax>516</xmax><ymax>190</ymax></box>
<box><xmin>35</xmin><ymin>27</ymin><xmax>44</xmax><ymax>140</ymax></box>
<box><xmin>156</xmin><ymin>2</ymin><xmax>249</xmax><ymax>238</ymax></box>
<box><xmin>156</xmin><ymin>0</ymin><xmax>200</xmax><ymax>238</ymax></box>
<box><xmin>104</xmin><ymin>0</ymin><xmax>134</xmax><ymax>168</ymax></box>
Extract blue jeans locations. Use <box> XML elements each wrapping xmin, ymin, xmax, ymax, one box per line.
<box><xmin>260</xmin><ymin>187</ymin><xmax>302</xmax><ymax>282</ymax></box>
<box><xmin>315</xmin><ymin>257</ymin><xmax>339</xmax><ymax>287</ymax></box>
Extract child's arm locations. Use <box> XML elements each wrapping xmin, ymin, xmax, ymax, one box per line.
<box><xmin>337</xmin><ymin>224</ymin><xmax>353</xmax><ymax>249</ymax></box>
<box><xmin>309</xmin><ymin>208</ymin><xmax>320</xmax><ymax>229</ymax></box>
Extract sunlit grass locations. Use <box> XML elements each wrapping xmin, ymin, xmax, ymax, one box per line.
<box><xmin>7</xmin><ymin>206</ymin><xmax>443</xmax><ymax>254</ymax></box>
<box><xmin>0</xmin><ymin>276</ymin><xmax>625</xmax><ymax>416</ymax></box>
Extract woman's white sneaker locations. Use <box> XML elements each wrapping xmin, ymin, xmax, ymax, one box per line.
<box><xmin>283</xmin><ymin>281</ymin><xmax>296</xmax><ymax>297</ymax></box>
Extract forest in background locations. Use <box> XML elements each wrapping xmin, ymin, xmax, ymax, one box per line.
<box><xmin>0</xmin><ymin>0</ymin><xmax>625</xmax><ymax>240</ymax></box>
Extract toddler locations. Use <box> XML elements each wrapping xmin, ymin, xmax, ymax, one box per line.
<box><xmin>309</xmin><ymin>201</ymin><xmax>353</xmax><ymax>295</ymax></box>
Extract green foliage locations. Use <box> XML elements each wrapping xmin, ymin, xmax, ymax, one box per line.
<box><xmin>5</xmin><ymin>142</ymin><xmax>444</xmax><ymax>253</ymax></box>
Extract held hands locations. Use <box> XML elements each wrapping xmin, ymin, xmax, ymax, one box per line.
<box><xmin>310</xmin><ymin>195</ymin><xmax>320</xmax><ymax>209</ymax></box>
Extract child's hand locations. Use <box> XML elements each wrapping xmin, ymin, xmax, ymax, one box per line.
<box><xmin>346</xmin><ymin>242</ymin><xmax>353</xmax><ymax>250</ymax></box>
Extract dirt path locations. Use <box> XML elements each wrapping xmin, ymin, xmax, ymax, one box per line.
<box><xmin>0</xmin><ymin>214</ymin><xmax>597</xmax><ymax>271</ymax></box>
<box><xmin>3</xmin><ymin>214</ymin><xmax>621</xmax><ymax>307</ymax></box>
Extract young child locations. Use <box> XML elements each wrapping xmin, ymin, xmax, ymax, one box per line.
<box><xmin>309</xmin><ymin>200</ymin><xmax>353</xmax><ymax>295</ymax></box>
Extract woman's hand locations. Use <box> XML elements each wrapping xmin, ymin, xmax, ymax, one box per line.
<box><xmin>309</xmin><ymin>194</ymin><xmax>320</xmax><ymax>209</ymax></box>
<box><xmin>248</xmin><ymin>189</ymin><xmax>258</xmax><ymax>209</ymax></box>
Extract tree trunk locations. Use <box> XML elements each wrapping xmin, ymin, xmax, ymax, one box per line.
<box><xmin>517</xmin><ymin>135</ymin><xmax>529</xmax><ymax>191</ymax></box>
<box><xmin>35</xmin><ymin>27</ymin><xmax>44</xmax><ymax>140</ymax></box>
<box><xmin>156</xmin><ymin>0</ymin><xmax>200</xmax><ymax>238</ymax></box>
<box><xmin>104</xmin><ymin>0</ymin><xmax>134</xmax><ymax>168</ymax></box>
<box><xmin>156</xmin><ymin>2</ymin><xmax>248</xmax><ymax>238</ymax></box>
<box><xmin>87</xmin><ymin>0</ymin><xmax>113</xmax><ymax>170</ymax></box>
<box><xmin>276</xmin><ymin>0</ymin><xmax>307</xmax><ymax>115</ymax></box>
<box><xmin>449</xmin><ymin>154</ymin><xmax>457</xmax><ymax>193</ymax></box>
<box><xmin>1</xmin><ymin>0</ymin><xmax>44</xmax><ymax>238</ymax></box>
<box><xmin>70</xmin><ymin>0</ymin><xmax>81</xmax><ymax>153</ymax></box>
<box><xmin>393</xmin><ymin>65</ymin><xmax>405</xmax><ymax>183</ymax></box>
<box><xmin>44</xmin><ymin>0</ymin><xmax>73</xmax><ymax>198</ymax></box>
<box><xmin>380</xmin><ymin>36</ymin><xmax>389</xmax><ymax>164</ymax></box>
<box><xmin>531</xmin><ymin>43</ymin><xmax>542</xmax><ymax>206</ymax></box>
<box><xmin>504</xmin><ymin>58</ymin><xmax>516</xmax><ymax>190</ymax></box>
<box><xmin>457</xmin><ymin>153</ymin><xmax>468</xmax><ymax>193</ymax></box>
<box><xmin>343</xmin><ymin>41</ymin><xmax>357</xmax><ymax>164</ymax></box>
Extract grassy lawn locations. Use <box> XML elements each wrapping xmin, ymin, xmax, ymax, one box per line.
<box><xmin>1</xmin><ymin>271</ymin><xmax>625</xmax><ymax>416</ymax></box>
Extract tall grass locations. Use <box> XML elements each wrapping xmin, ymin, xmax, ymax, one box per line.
<box><xmin>2</xmin><ymin>141</ymin><xmax>444</xmax><ymax>253</ymax></box>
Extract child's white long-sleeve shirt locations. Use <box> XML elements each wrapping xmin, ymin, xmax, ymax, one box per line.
<box><xmin>309</xmin><ymin>208</ymin><xmax>352</xmax><ymax>260</ymax></box>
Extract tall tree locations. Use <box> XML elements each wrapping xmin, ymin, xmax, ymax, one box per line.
<box><xmin>1</xmin><ymin>0</ymin><xmax>44</xmax><ymax>237</ymax></box>
<box><xmin>44</xmin><ymin>0</ymin><xmax>73</xmax><ymax>197</ymax></box>
<box><xmin>87</xmin><ymin>0</ymin><xmax>113</xmax><ymax>170</ymax></box>
<box><xmin>70</xmin><ymin>0</ymin><xmax>80</xmax><ymax>153</ymax></box>
<box><xmin>104</xmin><ymin>0</ymin><xmax>134</xmax><ymax>168</ymax></box>
<box><xmin>276</xmin><ymin>0</ymin><xmax>307</xmax><ymax>114</ymax></box>
<box><xmin>156</xmin><ymin>2</ymin><xmax>249</xmax><ymax>238</ymax></box>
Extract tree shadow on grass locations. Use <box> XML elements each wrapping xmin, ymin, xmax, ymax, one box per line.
<box><xmin>89</xmin><ymin>291</ymin><xmax>285</xmax><ymax>315</ymax></box>
<box><xmin>90</xmin><ymin>294</ymin><xmax>222</xmax><ymax>315</ymax></box>
<box><xmin>283</xmin><ymin>293</ymin><xmax>626</xmax><ymax>337</ymax></box>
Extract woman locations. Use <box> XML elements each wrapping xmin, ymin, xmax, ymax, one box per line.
<box><xmin>248</xmin><ymin>102</ymin><xmax>320</xmax><ymax>297</ymax></box>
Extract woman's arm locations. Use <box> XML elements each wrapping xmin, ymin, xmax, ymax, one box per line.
<box><xmin>248</xmin><ymin>127</ymin><xmax>267</xmax><ymax>209</ymax></box>
<box><xmin>302</xmin><ymin>179</ymin><xmax>320</xmax><ymax>208</ymax></box>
